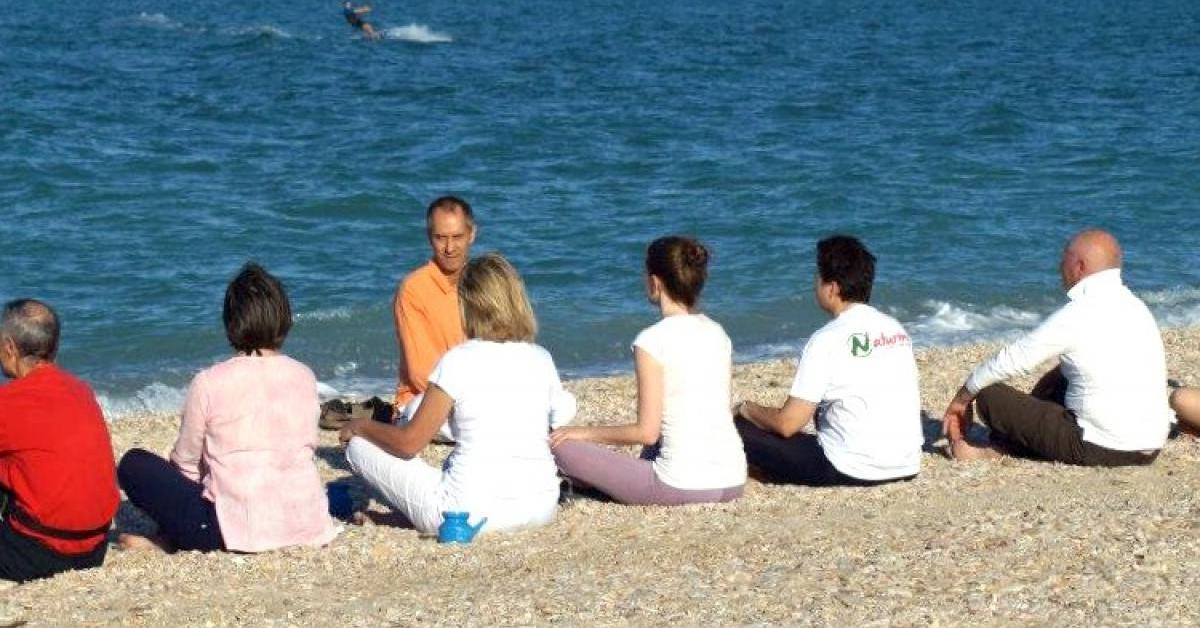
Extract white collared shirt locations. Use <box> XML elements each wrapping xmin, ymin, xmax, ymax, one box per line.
<box><xmin>966</xmin><ymin>268</ymin><xmax>1170</xmax><ymax>451</ymax></box>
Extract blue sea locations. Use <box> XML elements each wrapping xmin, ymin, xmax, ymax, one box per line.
<box><xmin>2</xmin><ymin>0</ymin><xmax>1199</xmax><ymax>418</ymax></box>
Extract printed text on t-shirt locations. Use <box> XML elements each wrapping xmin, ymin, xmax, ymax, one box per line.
<box><xmin>848</xmin><ymin>331</ymin><xmax>911</xmax><ymax>357</ymax></box>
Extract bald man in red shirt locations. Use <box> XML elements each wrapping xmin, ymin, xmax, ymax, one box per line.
<box><xmin>0</xmin><ymin>299</ymin><xmax>119</xmax><ymax>582</ymax></box>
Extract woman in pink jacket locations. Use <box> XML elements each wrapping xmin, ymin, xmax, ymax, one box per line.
<box><xmin>117</xmin><ymin>263</ymin><xmax>338</xmax><ymax>553</ymax></box>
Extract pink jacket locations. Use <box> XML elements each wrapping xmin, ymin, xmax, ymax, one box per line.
<box><xmin>170</xmin><ymin>355</ymin><xmax>339</xmax><ymax>552</ymax></box>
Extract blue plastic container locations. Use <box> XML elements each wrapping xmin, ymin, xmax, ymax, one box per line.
<box><xmin>437</xmin><ymin>511</ymin><xmax>487</xmax><ymax>544</ymax></box>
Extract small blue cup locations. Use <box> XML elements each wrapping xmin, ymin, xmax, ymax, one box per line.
<box><xmin>326</xmin><ymin>482</ymin><xmax>354</xmax><ymax>520</ymax></box>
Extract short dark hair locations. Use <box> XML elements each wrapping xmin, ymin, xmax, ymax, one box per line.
<box><xmin>425</xmin><ymin>196</ymin><xmax>474</xmax><ymax>230</ymax></box>
<box><xmin>816</xmin><ymin>235</ymin><xmax>875</xmax><ymax>303</ymax></box>
<box><xmin>645</xmin><ymin>236</ymin><xmax>710</xmax><ymax>308</ymax></box>
<box><xmin>0</xmin><ymin>299</ymin><xmax>60</xmax><ymax>361</ymax></box>
<box><xmin>223</xmin><ymin>262</ymin><xmax>293</xmax><ymax>355</ymax></box>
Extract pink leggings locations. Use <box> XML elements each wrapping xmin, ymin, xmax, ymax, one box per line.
<box><xmin>553</xmin><ymin>441</ymin><xmax>743</xmax><ymax>506</ymax></box>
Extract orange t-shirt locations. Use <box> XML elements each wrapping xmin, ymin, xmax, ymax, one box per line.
<box><xmin>393</xmin><ymin>260</ymin><xmax>465</xmax><ymax>407</ymax></box>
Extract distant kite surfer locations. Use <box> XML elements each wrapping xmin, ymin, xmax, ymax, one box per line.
<box><xmin>343</xmin><ymin>1</ymin><xmax>380</xmax><ymax>40</ymax></box>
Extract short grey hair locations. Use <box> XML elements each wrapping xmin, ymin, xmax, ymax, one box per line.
<box><xmin>1</xmin><ymin>299</ymin><xmax>61</xmax><ymax>361</ymax></box>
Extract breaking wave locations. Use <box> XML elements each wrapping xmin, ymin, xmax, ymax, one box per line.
<box><xmin>382</xmin><ymin>23</ymin><xmax>453</xmax><ymax>43</ymax></box>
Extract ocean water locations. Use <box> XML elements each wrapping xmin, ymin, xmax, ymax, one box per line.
<box><xmin>2</xmin><ymin>0</ymin><xmax>1198</xmax><ymax>418</ymax></box>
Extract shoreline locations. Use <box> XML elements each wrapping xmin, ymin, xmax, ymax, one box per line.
<box><xmin>89</xmin><ymin>294</ymin><xmax>1200</xmax><ymax>421</ymax></box>
<box><xmin>3</xmin><ymin>329</ymin><xmax>1199</xmax><ymax>624</ymax></box>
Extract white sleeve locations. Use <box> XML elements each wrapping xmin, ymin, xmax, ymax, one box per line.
<box><xmin>788</xmin><ymin>334</ymin><xmax>830</xmax><ymax>403</ymax></box>
<box><xmin>549</xmin><ymin>388</ymin><xmax>577</xmax><ymax>429</ymax></box>
<box><xmin>631</xmin><ymin>324</ymin><xmax>663</xmax><ymax>362</ymax></box>
<box><xmin>543</xmin><ymin>352</ymin><xmax>577</xmax><ymax>428</ymax></box>
<box><xmin>965</xmin><ymin>303</ymin><xmax>1078</xmax><ymax>394</ymax></box>
<box><xmin>426</xmin><ymin>348</ymin><xmax>462</xmax><ymax>400</ymax></box>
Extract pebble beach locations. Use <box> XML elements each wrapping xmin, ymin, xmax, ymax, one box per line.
<box><xmin>1</xmin><ymin>328</ymin><xmax>1198</xmax><ymax>626</ymax></box>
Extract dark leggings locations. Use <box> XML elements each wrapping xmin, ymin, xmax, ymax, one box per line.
<box><xmin>117</xmin><ymin>448</ymin><xmax>225</xmax><ymax>552</ymax></box>
<box><xmin>0</xmin><ymin>517</ymin><xmax>107</xmax><ymax>583</ymax></box>
<box><xmin>735</xmin><ymin>418</ymin><xmax>915</xmax><ymax>487</ymax></box>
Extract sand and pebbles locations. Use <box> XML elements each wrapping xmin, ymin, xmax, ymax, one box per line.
<box><xmin>2</xmin><ymin>328</ymin><xmax>1199</xmax><ymax>626</ymax></box>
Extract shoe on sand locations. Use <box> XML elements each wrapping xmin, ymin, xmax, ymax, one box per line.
<box><xmin>360</xmin><ymin>396</ymin><xmax>395</xmax><ymax>423</ymax></box>
<box><xmin>322</xmin><ymin>397</ymin><xmax>395</xmax><ymax>430</ymax></box>
<box><xmin>319</xmin><ymin>399</ymin><xmax>352</xmax><ymax>431</ymax></box>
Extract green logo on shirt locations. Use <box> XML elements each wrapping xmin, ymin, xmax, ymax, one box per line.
<box><xmin>849</xmin><ymin>333</ymin><xmax>872</xmax><ymax>357</ymax></box>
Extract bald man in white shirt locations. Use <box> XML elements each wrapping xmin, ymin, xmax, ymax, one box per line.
<box><xmin>943</xmin><ymin>229</ymin><xmax>1171</xmax><ymax>466</ymax></box>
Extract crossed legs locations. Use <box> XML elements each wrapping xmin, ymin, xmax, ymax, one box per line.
<box><xmin>954</xmin><ymin>368</ymin><xmax>1158</xmax><ymax>466</ymax></box>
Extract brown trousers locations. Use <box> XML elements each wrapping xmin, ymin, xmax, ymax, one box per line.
<box><xmin>975</xmin><ymin>368</ymin><xmax>1158</xmax><ymax>467</ymax></box>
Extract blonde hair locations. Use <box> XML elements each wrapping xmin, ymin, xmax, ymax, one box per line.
<box><xmin>459</xmin><ymin>253</ymin><xmax>537</xmax><ymax>343</ymax></box>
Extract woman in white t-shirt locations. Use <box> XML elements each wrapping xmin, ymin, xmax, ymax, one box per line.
<box><xmin>550</xmin><ymin>236</ymin><xmax>746</xmax><ymax>505</ymax></box>
<box><xmin>339</xmin><ymin>253</ymin><xmax>575</xmax><ymax>534</ymax></box>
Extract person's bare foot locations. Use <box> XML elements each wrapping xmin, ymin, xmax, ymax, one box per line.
<box><xmin>949</xmin><ymin>438</ymin><xmax>1004</xmax><ymax>461</ymax></box>
<box><xmin>117</xmin><ymin>533</ymin><xmax>173</xmax><ymax>553</ymax></box>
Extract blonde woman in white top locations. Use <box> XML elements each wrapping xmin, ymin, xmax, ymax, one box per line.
<box><xmin>341</xmin><ymin>253</ymin><xmax>573</xmax><ymax>533</ymax></box>
<box><xmin>550</xmin><ymin>236</ymin><xmax>746</xmax><ymax>505</ymax></box>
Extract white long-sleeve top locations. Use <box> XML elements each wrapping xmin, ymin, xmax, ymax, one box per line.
<box><xmin>965</xmin><ymin>268</ymin><xmax>1170</xmax><ymax>451</ymax></box>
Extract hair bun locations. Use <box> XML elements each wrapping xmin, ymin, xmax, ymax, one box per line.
<box><xmin>684</xmin><ymin>240</ymin><xmax>709</xmax><ymax>268</ymax></box>
<box><xmin>645</xmin><ymin>235</ymin><xmax>709</xmax><ymax>308</ymax></box>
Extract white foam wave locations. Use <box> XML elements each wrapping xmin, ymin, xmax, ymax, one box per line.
<box><xmin>99</xmin><ymin>377</ymin><xmax>392</xmax><ymax>420</ymax></box>
<box><xmin>733</xmin><ymin>342</ymin><xmax>801</xmax><ymax>364</ymax></box>
<box><xmin>898</xmin><ymin>289</ymin><xmax>1200</xmax><ymax>347</ymax></box>
<box><xmin>97</xmin><ymin>383</ymin><xmax>187</xmax><ymax>420</ymax></box>
<box><xmin>1140</xmin><ymin>286</ymin><xmax>1200</xmax><ymax>307</ymax></box>
<box><xmin>1157</xmin><ymin>309</ymin><xmax>1200</xmax><ymax>329</ymax></box>
<box><xmin>1142</xmin><ymin>287</ymin><xmax>1200</xmax><ymax>328</ymax></box>
<box><xmin>382</xmin><ymin>23</ymin><xmax>453</xmax><ymax>43</ymax></box>
<box><xmin>136</xmin><ymin>12</ymin><xmax>183</xmax><ymax>29</ymax></box>
<box><xmin>903</xmin><ymin>300</ymin><xmax>1044</xmax><ymax>346</ymax></box>
<box><xmin>295</xmin><ymin>306</ymin><xmax>354</xmax><ymax>322</ymax></box>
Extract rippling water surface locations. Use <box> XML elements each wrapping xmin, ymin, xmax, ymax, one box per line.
<box><xmin>2</xmin><ymin>0</ymin><xmax>1198</xmax><ymax>416</ymax></box>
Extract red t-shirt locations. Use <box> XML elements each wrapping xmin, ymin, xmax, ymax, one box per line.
<box><xmin>0</xmin><ymin>364</ymin><xmax>119</xmax><ymax>555</ymax></box>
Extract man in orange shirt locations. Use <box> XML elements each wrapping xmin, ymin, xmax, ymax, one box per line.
<box><xmin>393</xmin><ymin>196</ymin><xmax>476</xmax><ymax>440</ymax></box>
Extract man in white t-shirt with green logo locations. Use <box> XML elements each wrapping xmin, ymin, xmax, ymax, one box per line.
<box><xmin>735</xmin><ymin>235</ymin><xmax>922</xmax><ymax>486</ymax></box>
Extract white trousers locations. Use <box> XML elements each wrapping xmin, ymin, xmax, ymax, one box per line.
<box><xmin>345</xmin><ymin>437</ymin><xmax>557</xmax><ymax>535</ymax></box>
